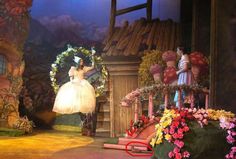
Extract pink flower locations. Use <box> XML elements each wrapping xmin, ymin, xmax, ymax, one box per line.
<box><xmin>231</xmin><ymin>131</ymin><xmax>236</xmax><ymax>136</ymax></box>
<box><xmin>173</xmin><ymin>147</ymin><xmax>180</xmax><ymax>154</ymax></box>
<box><xmin>170</xmin><ymin>128</ymin><xmax>175</xmax><ymax>135</ymax></box>
<box><xmin>172</xmin><ymin>133</ymin><xmax>179</xmax><ymax>139</ymax></box>
<box><xmin>178</xmin><ymin>128</ymin><xmax>183</xmax><ymax>134</ymax></box>
<box><xmin>182</xmin><ymin>151</ymin><xmax>190</xmax><ymax>158</ymax></box>
<box><xmin>229</xmin><ymin>123</ymin><xmax>235</xmax><ymax>129</ymax></box>
<box><xmin>183</xmin><ymin>126</ymin><xmax>189</xmax><ymax>132</ymax></box>
<box><xmin>202</xmin><ymin>119</ymin><xmax>208</xmax><ymax>125</ymax></box>
<box><xmin>168</xmin><ymin>151</ymin><xmax>175</xmax><ymax>158</ymax></box>
<box><xmin>164</xmin><ymin>128</ymin><xmax>169</xmax><ymax>134</ymax></box>
<box><xmin>174</xmin><ymin>140</ymin><xmax>184</xmax><ymax>148</ymax></box>
<box><xmin>226</xmin><ymin>135</ymin><xmax>235</xmax><ymax>144</ymax></box>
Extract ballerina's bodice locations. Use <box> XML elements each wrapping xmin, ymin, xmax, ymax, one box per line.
<box><xmin>73</xmin><ymin>69</ymin><xmax>84</xmax><ymax>80</ymax></box>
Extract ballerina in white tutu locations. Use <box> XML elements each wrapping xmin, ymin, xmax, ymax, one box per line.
<box><xmin>53</xmin><ymin>54</ymin><xmax>96</xmax><ymax>114</ymax></box>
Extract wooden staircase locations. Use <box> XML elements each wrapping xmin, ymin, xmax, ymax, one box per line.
<box><xmin>96</xmin><ymin>96</ymin><xmax>111</xmax><ymax>137</ymax></box>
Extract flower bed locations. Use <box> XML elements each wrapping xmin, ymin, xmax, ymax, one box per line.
<box><xmin>151</xmin><ymin>108</ymin><xmax>235</xmax><ymax>159</ymax></box>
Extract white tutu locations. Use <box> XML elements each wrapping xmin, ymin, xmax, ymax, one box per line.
<box><xmin>53</xmin><ymin>79</ymin><xmax>96</xmax><ymax>114</ymax></box>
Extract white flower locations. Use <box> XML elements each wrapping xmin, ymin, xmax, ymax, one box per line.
<box><xmin>51</xmin><ymin>64</ymin><xmax>56</xmax><ymax>68</ymax></box>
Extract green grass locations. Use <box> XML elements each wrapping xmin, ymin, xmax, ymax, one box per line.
<box><xmin>0</xmin><ymin>127</ymin><xmax>25</xmax><ymax>137</ymax></box>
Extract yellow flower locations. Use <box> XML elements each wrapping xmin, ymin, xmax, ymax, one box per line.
<box><xmin>165</xmin><ymin>134</ymin><xmax>172</xmax><ymax>141</ymax></box>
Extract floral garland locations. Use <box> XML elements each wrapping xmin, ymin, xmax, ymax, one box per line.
<box><xmin>50</xmin><ymin>45</ymin><xmax>108</xmax><ymax>97</ymax></box>
<box><xmin>121</xmin><ymin>84</ymin><xmax>206</xmax><ymax>107</ymax></box>
<box><xmin>150</xmin><ymin>108</ymin><xmax>236</xmax><ymax>159</ymax></box>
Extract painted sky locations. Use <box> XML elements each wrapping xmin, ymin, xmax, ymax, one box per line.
<box><xmin>31</xmin><ymin>0</ymin><xmax>180</xmax><ymax>27</ymax></box>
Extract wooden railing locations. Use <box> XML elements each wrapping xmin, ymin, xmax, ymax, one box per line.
<box><xmin>121</xmin><ymin>84</ymin><xmax>209</xmax><ymax>122</ymax></box>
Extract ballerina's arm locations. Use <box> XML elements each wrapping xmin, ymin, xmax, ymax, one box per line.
<box><xmin>68</xmin><ymin>66</ymin><xmax>76</xmax><ymax>80</ymax></box>
<box><xmin>83</xmin><ymin>56</ymin><xmax>95</xmax><ymax>73</ymax></box>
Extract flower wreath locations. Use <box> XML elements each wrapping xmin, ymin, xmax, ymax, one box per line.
<box><xmin>50</xmin><ymin>45</ymin><xmax>108</xmax><ymax>97</ymax></box>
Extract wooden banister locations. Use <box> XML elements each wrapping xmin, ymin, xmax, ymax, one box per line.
<box><xmin>134</xmin><ymin>97</ymin><xmax>139</xmax><ymax>122</ymax></box>
<box><xmin>148</xmin><ymin>93</ymin><xmax>153</xmax><ymax>117</ymax></box>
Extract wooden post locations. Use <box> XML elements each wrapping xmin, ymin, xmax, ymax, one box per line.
<box><xmin>164</xmin><ymin>92</ymin><xmax>168</xmax><ymax>109</ymax></box>
<box><xmin>148</xmin><ymin>92</ymin><xmax>153</xmax><ymax>117</ymax></box>
<box><xmin>109</xmin><ymin>76</ymin><xmax>115</xmax><ymax>137</ymax></box>
<box><xmin>205</xmin><ymin>94</ymin><xmax>209</xmax><ymax>109</ymax></box>
<box><xmin>134</xmin><ymin>97</ymin><xmax>139</xmax><ymax>122</ymax></box>
<box><xmin>210</xmin><ymin>0</ymin><xmax>217</xmax><ymax>107</ymax></box>
<box><xmin>109</xmin><ymin>0</ymin><xmax>117</xmax><ymax>35</ymax></box>
<box><xmin>190</xmin><ymin>91</ymin><xmax>195</xmax><ymax>108</ymax></box>
<box><xmin>146</xmin><ymin>0</ymin><xmax>153</xmax><ymax>21</ymax></box>
<box><xmin>177</xmin><ymin>89</ymin><xmax>182</xmax><ymax>109</ymax></box>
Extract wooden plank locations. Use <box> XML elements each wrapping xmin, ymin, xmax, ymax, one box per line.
<box><xmin>109</xmin><ymin>76</ymin><xmax>115</xmax><ymax>137</ymax></box>
<box><xmin>169</xmin><ymin>22</ymin><xmax>177</xmax><ymax>50</ymax></box>
<box><xmin>116</xmin><ymin>3</ymin><xmax>147</xmax><ymax>16</ymax></box>
<box><xmin>146</xmin><ymin>21</ymin><xmax>157</xmax><ymax>50</ymax></box>
<box><xmin>163</xmin><ymin>20</ymin><xmax>172</xmax><ymax>50</ymax></box>
<box><xmin>131</xmin><ymin>20</ymin><xmax>148</xmax><ymax>55</ymax></box>
<box><xmin>141</xmin><ymin>21</ymin><xmax>153</xmax><ymax>44</ymax></box>
<box><xmin>103</xmin><ymin>27</ymin><xmax>118</xmax><ymax>52</ymax></box>
<box><xmin>124</xmin><ymin>19</ymin><xmax>145</xmax><ymax>56</ymax></box>
<box><xmin>152</xmin><ymin>20</ymin><xmax>161</xmax><ymax>50</ymax></box>
<box><xmin>116</xmin><ymin>20</ymin><xmax>139</xmax><ymax>54</ymax></box>
<box><xmin>109</xmin><ymin>0</ymin><xmax>117</xmax><ymax>35</ymax></box>
<box><xmin>210</xmin><ymin>0</ymin><xmax>217</xmax><ymax>106</ymax></box>
<box><xmin>146</xmin><ymin>0</ymin><xmax>153</xmax><ymax>21</ymax></box>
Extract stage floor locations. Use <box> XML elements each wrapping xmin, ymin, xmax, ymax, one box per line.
<box><xmin>0</xmin><ymin>130</ymin><xmax>150</xmax><ymax>159</ymax></box>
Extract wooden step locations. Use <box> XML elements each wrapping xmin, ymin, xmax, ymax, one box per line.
<box><xmin>96</xmin><ymin>128</ymin><xmax>110</xmax><ymax>137</ymax></box>
<box><xmin>97</xmin><ymin>117</ymin><xmax>110</xmax><ymax>122</ymax></box>
<box><xmin>96</xmin><ymin>120</ymin><xmax>110</xmax><ymax>129</ymax></box>
<box><xmin>98</xmin><ymin>102</ymin><xmax>110</xmax><ymax>113</ymax></box>
<box><xmin>104</xmin><ymin>143</ymin><xmax>148</xmax><ymax>151</ymax></box>
<box><xmin>96</xmin><ymin>128</ymin><xmax>110</xmax><ymax>133</ymax></box>
<box><xmin>97</xmin><ymin>112</ymin><xmax>110</xmax><ymax>122</ymax></box>
<box><xmin>118</xmin><ymin>138</ymin><xmax>149</xmax><ymax>145</ymax></box>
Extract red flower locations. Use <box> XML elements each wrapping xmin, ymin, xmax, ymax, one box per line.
<box><xmin>172</xmin><ymin>121</ymin><xmax>180</xmax><ymax>127</ymax></box>
<box><xmin>175</xmin><ymin>152</ymin><xmax>182</xmax><ymax>159</ymax></box>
